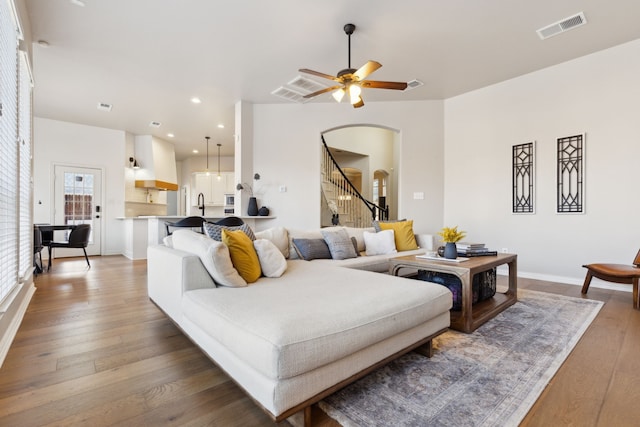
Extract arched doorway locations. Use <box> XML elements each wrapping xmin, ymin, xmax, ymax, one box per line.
<box><xmin>321</xmin><ymin>125</ymin><xmax>399</xmax><ymax>227</ymax></box>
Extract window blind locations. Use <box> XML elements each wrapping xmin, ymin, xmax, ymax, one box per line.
<box><xmin>0</xmin><ymin>0</ymin><xmax>20</xmax><ymax>303</ymax></box>
<box><xmin>18</xmin><ymin>51</ymin><xmax>32</xmax><ymax>280</ymax></box>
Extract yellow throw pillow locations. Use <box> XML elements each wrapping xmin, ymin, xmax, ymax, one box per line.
<box><xmin>378</xmin><ymin>220</ymin><xmax>418</xmax><ymax>251</ymax></box>
<box><xmin>222</xmin><ymin>229</ymin><xmax>262</xmax><ymax>283</ymax></box>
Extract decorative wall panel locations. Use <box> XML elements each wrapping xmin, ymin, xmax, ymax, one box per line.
<box><xmin>512</xmin><ymin>142</ymin><xmax>535</xmax><ymax>213</ymax></box>
<box><xmin>557</xmin><ymin>134</ymin><xmax>584</xmax><ymax>213</ymax></box>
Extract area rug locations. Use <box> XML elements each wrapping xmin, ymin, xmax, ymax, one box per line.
<box><xmin>318</xmin><ymin>289</ymin><xmax>603</xmax><ymax>427</ymax></box>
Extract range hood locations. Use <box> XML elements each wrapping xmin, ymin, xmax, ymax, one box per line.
<box><xmin>134</xmin><ymin>135</ymin><xmax>178</xmax><ymax>191</ymax></box>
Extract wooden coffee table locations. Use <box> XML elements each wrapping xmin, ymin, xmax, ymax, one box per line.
<box><xmin>390</xmin><ymin>253</ymin><xmax>517</xmax><ymax>333</ymax></box>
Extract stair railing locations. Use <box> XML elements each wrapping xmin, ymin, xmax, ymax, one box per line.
<box><xmin>321</xmin><ymin>136</ymin><xmax>388</xmax><ymax>227</ymax></box>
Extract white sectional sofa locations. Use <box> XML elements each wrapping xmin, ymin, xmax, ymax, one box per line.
<box><xmin>147</xmin><ymin>225</ymin><xmax>452</xmax><ymax>425</ymax></box>
<box><xmin>286</xmin><ymin>225</ymin><xmax>434</xmax><ymax>273</ymax></box>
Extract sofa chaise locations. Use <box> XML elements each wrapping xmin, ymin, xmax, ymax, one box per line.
<box><xmin>147</xmin><ymin>225</ymin><xmax>452</xmax><ymax>425</ymax></box>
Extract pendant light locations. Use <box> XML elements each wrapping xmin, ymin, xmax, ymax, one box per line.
<box><xmin>217</xmin><ymin>143</ymin><xmax>222</xmax><ymax>181</ymax></box>
<box><xmin>205</xmin><ymin>136</ymin><xmax>210</xmax><ymax>176</ymax></box>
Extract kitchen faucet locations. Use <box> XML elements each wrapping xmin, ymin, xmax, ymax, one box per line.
<box><xmin>197</xmin><ymin>192</ymin><xmax>205</xmax><ymax>216</ymax></box>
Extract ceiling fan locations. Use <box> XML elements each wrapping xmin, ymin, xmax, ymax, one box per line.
<box><xmin>299</xmin><ymin>23</ymin><xmax>407</xmax><ymax>108</ymax></box>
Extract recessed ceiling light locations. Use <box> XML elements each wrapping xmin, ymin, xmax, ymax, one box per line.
<box><xmin>192</xmin><ymin>149</ymin><xmax>199</xmax><ymax>154</ymax></box>
<box><xmin>70</xmin><ymin>0</ymin><xmax>85</xmax><ymax>6</ymax></box>
<box><xmin>217</xmin><ymin>124</ymin><xmax>224</xmax><ymax>129</ymax></box>
<box><xmin>149</xmin><ymin>121</ymin><xmax>161</xmax><ymax>128</ymax></box>
<box><xmin>37</xmin><ymin>40</ymin><xmax>50</xmax><ymax>48</ymax></box>
<box><xmin>191</xmin><ymin>97</ymin><xmax>201</xmax><ymax>104</ymax></box>
<box><xmin>167</xmin><ymin>133</ymin><xmax>175</xmax><ymax>138</ymax></box>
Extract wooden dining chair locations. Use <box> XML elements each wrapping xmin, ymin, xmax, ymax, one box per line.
<box><xmin>48</xmin><ymin>224</ymin><xmax>92</xmax><ymax>270</ymax></box>
<box><xmin>582</xmin><ymin>249</ymin><xmax>640</xmax><ymax>309</ymax></box>
<box><xmin>33</xmin><ymin>225</ymin><xmax>44</xmax><ymax>275</ymax></box>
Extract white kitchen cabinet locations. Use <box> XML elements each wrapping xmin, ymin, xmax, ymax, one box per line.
<box><xmin>191</xmin><ymin>172</ymin><xmax>235</xmax><ymax>206</ymax></box>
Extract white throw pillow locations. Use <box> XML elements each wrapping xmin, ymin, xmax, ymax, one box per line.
<box><xmin>363</xmin><ymin>229</ymin><xmax>397</xmax><ymax>256</ymax></box>
<box><xmin>171</xmin><ymin>229</ymin><xmax>247</xmax><ymax>287</ymax></box>
<box><xmin>254</xmin><ymin>226</ymin><xmax>290</xmax><ymax>258</ymax></box>
<box><xmin>162</xmin><ymin>235</ymin><xmax>173</xmax><ymax>248</ymax></box>
<box><xmin>253</xmin><ymin>239</ymin><xmax>287</xmax><ymax>278</ymax></box>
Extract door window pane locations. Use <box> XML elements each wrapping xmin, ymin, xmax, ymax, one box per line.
<box><xmin>63</xmin><ymin>172</ymin><xmax>94</xmax><ymax>242</ymax></box>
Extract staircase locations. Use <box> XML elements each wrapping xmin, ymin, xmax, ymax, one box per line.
<box><xmin>321</xmin><ymin>136</ymin><xmax>388</xmax><ymax>228</ymax></box>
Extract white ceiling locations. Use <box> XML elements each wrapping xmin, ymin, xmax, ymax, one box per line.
<box><xmin>24</xmin><ymin>0</ymin><xmax>640</xmax><ymax>160</ymax></box>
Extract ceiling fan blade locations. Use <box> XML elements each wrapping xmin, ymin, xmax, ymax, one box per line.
<box><xmin>303</xmin><ymin>85</ymin><xmax>343</xmax><ymax>99</ymax></box>
<box><xmin>360</xmin><ymin>80</ymin><xmax>408</xmax><ymax>90</ymax></box>
<box><xmin>299</xmin><ymin>68</ymin><xmax>340</xmax><ymax>82</ymax></box>
<box><xmin>353</xmin><ymin>61</ymin><xmax>382</xmax><ymax>81</ymax></box>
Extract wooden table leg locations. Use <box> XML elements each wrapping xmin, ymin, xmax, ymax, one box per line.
<box><xmin>459</xmin><ymin>270</ymin><xmax>472</xmax><ymax>333</ymax></box>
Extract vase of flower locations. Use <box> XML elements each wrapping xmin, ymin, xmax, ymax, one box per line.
<box><xmin>438</xmin><ymin>226</ymin><xmax>466</xmax><ymax>259</ymax></box>
<box><xmin>443</xmin><ymin>242</ymin><xmax>458</xmax><ymax>259</ymax></box>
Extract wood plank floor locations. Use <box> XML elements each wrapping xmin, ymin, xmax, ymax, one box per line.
<box><xmin>1</xmin><ymin>256</ymin><xmax>638</xmax><ymax>426</ymax></box>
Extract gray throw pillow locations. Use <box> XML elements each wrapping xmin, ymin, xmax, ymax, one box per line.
<box><xmin>321</xmin><ymin>227</ymin><xmax>358</xmax><ymax>260</ymax></box>
<box><xmin>292</xmin><ymin>238</ymin><xmax>332</xmax><ymax>261</ymax></box>
<box><xmin>203</xmin><ymin>222</ymin><xmax>256</xmax><ymax>241</ymax></box>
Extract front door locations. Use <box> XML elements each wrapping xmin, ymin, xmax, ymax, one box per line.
<box><xmin>53</xmin><ymin>165</ymin><xmax>102</xmax><ymax>257</ymax></box>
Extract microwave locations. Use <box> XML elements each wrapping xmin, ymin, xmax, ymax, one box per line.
<box><xmin>224</xmin><ymin>194</ymin><xmax>234</xmax><ymax>206</ymax></box>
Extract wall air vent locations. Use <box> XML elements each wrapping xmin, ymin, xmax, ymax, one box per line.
<box><xmin>97</xmin><ymin>102</ymin><xmax>112</xmax><ymax>112</ymax></box>
<box><xmin>271</xmin><ymin>86</ymin><xmax>309</xmax><ymax>103</ymax></box>
<box><xmin>149</xmin><ymin>121</ymin><xmax>161</xmax><ymax>128</ymax></box>
<box><xmin>405</xmin><ymin>79</ymin><xmax>424</xmax><ymax>91</ymax></box>
<box><xmin>537</xmin><ymin>12</ymin><xmax>587</xmax><ymax>40</ymax></box>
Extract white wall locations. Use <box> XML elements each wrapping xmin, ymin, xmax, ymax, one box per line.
<box><xmin>252</xmin><ymin>100</ymin><xmax>444</xmax><ymax>233</ymax></box>
<box><xmin>33</xmin><ymin>118</ymin><xmax>126</xmax><ymax>256</ymax></box>
<box><xmin>444</xmin><ymin>39</ymin><xmax>640</xmax><ymax>284</ymax></box>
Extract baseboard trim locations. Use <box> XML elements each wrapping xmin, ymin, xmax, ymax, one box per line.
<box><xmin>0</xmin><ymin>282</ymin><xmax>36</xmax><ymax>367</ymax></box>
<box><xmin>497</xmin><ymin>268</ymin><xmax>632</xmax><ymax>293</ymax></box>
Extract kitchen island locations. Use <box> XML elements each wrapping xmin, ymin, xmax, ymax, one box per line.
<box><xmin>117</xmin><ymin>215</ymin><xmax>276</xmax><ymax>260</ymax></box>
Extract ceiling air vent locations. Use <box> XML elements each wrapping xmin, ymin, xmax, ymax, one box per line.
<box><xmin>537</xmin><ymin>12</ymin><xmax>587</xmax><ymax>40</ymax></box>
<box><xmin>287</xmin><ymin>76</ymin><xmax>328</xmax><ymax>93</ymax></box>
<box><xmin>271</xmin><ymin>86</ymin><xmax>309</xmax><ymax>103</ymax></box>
<box><xmin>272</xmin><ymin>75</ymin><xmax>331</xmax><ymax>103</ymax></box>
<box><xmin>97</xmin><ymin>102</ymin><xmax>112</xmax><ymax>112</ymax></box>
<box><xmin>405</xmin><ymin>79</ymin><xmax>424</xmax><ymax>91</ymax></box>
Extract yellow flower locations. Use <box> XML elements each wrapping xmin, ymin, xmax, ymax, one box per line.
<box><xmin>438</xmin><ymin>226</ymin><xmax>466</xmax><ymax>243</ymax></box>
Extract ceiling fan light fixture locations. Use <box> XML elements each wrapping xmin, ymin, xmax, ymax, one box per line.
<box><xmin>349</xmin><ymin>84</ymin><xmax>362</xmax><ymax>104</ymax></box>
<box><xmin>298</xmin><ymin>23</ymin><xmax>407</xmax><ymax>108</ymax></box>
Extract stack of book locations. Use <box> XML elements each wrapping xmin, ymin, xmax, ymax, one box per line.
<box><xmin>456</xmin><ymin>242</ymin><xmax>498</xmax><ymax>257</ymax></box>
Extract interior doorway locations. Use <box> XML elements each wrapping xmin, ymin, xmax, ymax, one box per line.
<box><xmin>322</xmin><ymin>125</ymin><xmax>399</xmax><ymax>224</ymax></box>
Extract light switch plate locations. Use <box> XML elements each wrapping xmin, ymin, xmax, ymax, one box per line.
<box><xmin>413</xmin><ymin>192</ymin><xmax>424</xmax><ymax>200</ymax></box>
